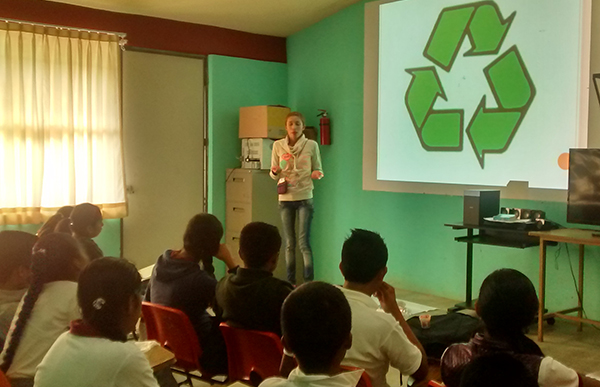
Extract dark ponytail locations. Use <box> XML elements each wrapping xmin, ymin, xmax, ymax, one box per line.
<box><xmin>36</xmin><ymin>206</ymin><xmax>74</xmax><ymax>238</ymax></box>
<box><xmin>183</xmin><ymin>214</ymin><xmax>223</xmax><ymax>276</ymax></box>
<box><xmin>0</xmin><ymin>233</ymin><xmax>86</xmax><ymax>372</ymax></box>
<box><xmin>78</xmin><ymin>257</ymin><xmax>142</xmax><ymax>342</ymax></box>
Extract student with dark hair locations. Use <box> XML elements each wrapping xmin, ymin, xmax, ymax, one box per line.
<box><xmin>459</xmin><ymin>353</ymin><xmax>537</xmax><ymax>387</ymax></box>
<box><xmin>339</xmin><ymin>229</ymin><xmax>428</xmax><ymax>387</ymax></box>
<box><xmin>215</xmin><ymin>222</ymin><xmax>293</xmax><ymax>336</ymax></box>
<box><xmin>441</xmin><ymin>269</ymin><xmax>600</xmax><ymax>387</ymax></box>
<box><xmin>0</xmin><ymin>233</ymin><xmax>87</xmax><ymax>387</ymax></box>
<box><xmin>260</xmin><ymin>281</ymin><xmax>362</xmax><ymax>387</ymax></box>
<box><xmin>36</xmin><ymin>206</ymin><xmax>74</xmax><ymax>239</ymax></box>
<box><xmin>35</xmin><ymin>257</ymin><xmax>159</xmax><ymax>387</ymax></box>
<box><xmin>145</xmin><ymin>213</ymin><xmax>236</xmax><ymax>375</ymax></box>
<box><xmin>0</xmin><ymin>231</ymin><xmax>37</xmax><ymax>351</ymax></box>
<box><xmin>68</xmin><ymin>203</ymin><xmax>104</xmax><ymax>261</ymax></box>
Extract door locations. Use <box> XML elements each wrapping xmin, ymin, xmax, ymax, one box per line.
<box><xmin>122</xmin><ymin>50</ymin><xmax>205</xmax><ymax>268</ymax></box>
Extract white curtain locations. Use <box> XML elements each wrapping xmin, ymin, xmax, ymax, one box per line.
<box><xmin>0</xmin><ymin>22</ymin><xmax>126</xmax><ymax>225</ymax></box>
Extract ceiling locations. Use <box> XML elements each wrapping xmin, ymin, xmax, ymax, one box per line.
<box><xmin>49</xmin><ymin>0</ymin><xmax>362</xmax><ymax>37</ymax></box>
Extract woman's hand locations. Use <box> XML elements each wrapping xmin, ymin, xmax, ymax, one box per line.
<box><xmin>311</xmin><ymin>171</ymin><xmax>324</xmax><ymax>180</ymax></box>
<box><xmin>271</xmin><ymin>166</ymin><xmax>282</xmax><ymax>175</ymax></box>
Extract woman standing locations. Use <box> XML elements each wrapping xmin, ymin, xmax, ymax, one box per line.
<box><xmin>270</xmin><ymin>112</ymin><xmax>323</xmax><ymax>285</ymax></box>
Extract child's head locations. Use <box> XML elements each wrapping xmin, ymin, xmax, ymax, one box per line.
<box><xmin>340</xmin><ymin>229</ymin><xmax>388</xmax><ymax>285</ymax></box>
<box><xmin>37</xmin><ymin>206</ymin><xmax>74</xmax><ymax>238</ymax></box>
<box><xmin>78</xmin><ymin>257</ymin><xmax>142</xmax><ymax>341</ymax></box>
<box><xmin>70</xmin><ymin>203</ymin><xmax>103</xmax><ymax>238</ymax></box>
<box><xmin>0</xmin><ymin>231</ymin><xmax>37</xmax><ymax>289</ymax></box>
<box><xmin>476</xmin><ymin>269</ymin><xmax>538</xmax><ymax>337</ymax></box>
<box><xmin>1</xmin><ymin>233</ymin><xmax>88</xmax><ymax>372</ymax></box>
<box><xmin>281</xmin><ymin>281</ymin><xmax>352</xmax><ymax>374</ymax></box>
<box><xmin>285</xmin><ymin>112</ymin><xmax>306</xmax><ymax>139</ymax></box>
<box><xmin>183</xmin><ymin>213</ymin><xmax>223</xmax><ymax>262</ymax></box>
<box><xmin>239</xmin><ymin>222</ymin><xmax>281</xmax><ymax>271</ymax></box>
<box><xmin>459</xmin><ymin>353</ymin><xmax>537</xmax><ymax>387</ymax></box>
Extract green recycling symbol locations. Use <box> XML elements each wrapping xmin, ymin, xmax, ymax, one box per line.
<box><xmin>404</xmin><ymin>1</ymin><xmax>535</xmax><ymax>168</ymax></box>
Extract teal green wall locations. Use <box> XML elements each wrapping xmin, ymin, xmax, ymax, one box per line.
<box><xmin>207</xmin><ymin>55</ymin><xmax>288</xmax><ymax>275</ymax></box>
<box><xmin>0</xmin><ymin>219</ymin><xmax>121</xmax><ymax>258</ymax></box>
<box><xmin>287</xmin><ymin>1</ymin><xmax>600</xmax><ymax>319</ymax></box>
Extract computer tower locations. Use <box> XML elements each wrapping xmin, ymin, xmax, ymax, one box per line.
<box><xmin>463</xmin><ymin>190</ymin><xmax>500</xmax><ymax>225</ymax></box>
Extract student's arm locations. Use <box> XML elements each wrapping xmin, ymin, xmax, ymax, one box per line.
<box><xmin>214</xmin><ymin>243</ymin><xmax>238</xmax><ymax>270</ymax></box>
<box><xmin>375</xmin><ymin>281</ymin><xmax>428</xmax><ymax>381</ymax></box>
<box><xmin>279</xmin><ymin>354</ymin><xmax>297</xmax><ymax>378</ymax></box>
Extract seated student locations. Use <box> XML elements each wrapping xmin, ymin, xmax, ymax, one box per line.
<box><xmin>459</xmin><ymin>353</ymin><xmax>537</xmax><ymax>387</ymax></box>
<box><xmin>260</xmin><ymin>281</ymin><xmax>363</xmax><ymax>387</ymax></box>
<box><xmin>145</xmin><ymin>213</ymin><xmax>236</xmax><ymax>375</ymax></box>
<box><xmin>0</xmin><ymin>233</ymin><xmax>87</xmax><ymax>387</ymax></box>
<box><xmin>441</xmin><ymin>268</ymin><xmax>600</xmax><ymax>387</ymax></box>
<box><xmin>338</xmin><ymin>229</ymin><xmax>428</xmax><ymax>387</ymax></box>
<box><xmin>36</xmin><ymin>206</ymin><xmax>74</xmax><ymax>239</ymax></box>
<box><xmin>35</xmin><ymin>257</ymin><xmax>159</xmax><ymax>387</ymax></box>
<box><xmin>58</xmin><ymin>203</ymin><xmax>104</xmax><ymax>261</ymax></box>
<box><xmin>0</xmin><ymin>231</ymin><xmax>37</xmax><ymax>351</ymax></box>
<box><xmin>215</xmin><ymin>221</ymin><xmax>293</xmax><ymax>336</ymax></box>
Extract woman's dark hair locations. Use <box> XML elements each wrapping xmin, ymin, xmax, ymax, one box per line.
<box><xmin>78</xmin><ymin>257</ymin><xmax>142</xmax><ymax>342</ymax></box>
<box><xmin>183</xmin><ymin>214</ymin><xmax>223</xmax><ymax>276</ymax></box>
<box><xmin>1</xmin><ymin>233</ymin><xmax>86</xmax><ymax>372</ymax></box>
<box><xmin>0</xmin><ymin>231</ymin><xmax>37</xmax><ymax>283</ymax></box>
<box><xmin>70</xmin><ymin>203</ymin><xmax>102</xmax><ymax>236</ymax></box>
<box><xmin>36</xmin><ymin>206</ymin><xmax>74</xmax><ymax>238</ymax></box>
<box><xmin>282</xmin><ymin>281</ymin><xmax>352</xmax><ymax>373</ymax></box>
<box><xmin>478</xmin><ymin>269</ymin><xmax>541</xmax><ymax>354</ymax></box>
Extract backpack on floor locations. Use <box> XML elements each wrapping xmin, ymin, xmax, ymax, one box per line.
<box><xmin>407</xmin><ymin>313</ymin><xmax>483</xmax><ymax>359</ymax></box>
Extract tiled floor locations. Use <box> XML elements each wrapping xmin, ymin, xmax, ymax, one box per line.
<box><xmin>172</xmin><ymin>288</ymin><xmax>600</xmax><ymax>386</ymax></box>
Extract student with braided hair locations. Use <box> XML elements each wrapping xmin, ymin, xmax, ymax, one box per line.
<box><xmin>35</xmin><ymin>257</ymin><xmax>159</xmax><ymax>387</ymax></box>
<box><xmin>0</xmin><ymin>233</ymin><xmax>88</xmax><ymax>387</ymax></box>
<box><xmin>36</xmin><ymin>206</ymin><xmax>74</xmax><ymax>239</ymax></box>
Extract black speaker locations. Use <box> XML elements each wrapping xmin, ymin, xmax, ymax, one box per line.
<box><xmin>464</xmin><ymin>190</ymin><xmax>500</xmax><ymax>225</ymax></box>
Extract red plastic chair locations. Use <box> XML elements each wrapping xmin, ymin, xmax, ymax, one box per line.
<box><xmin>0</xmin><ymin>369</ymin><xmax>10</xmax><ymax>387</ymax></box>
<box><xmin>142</xmin><ymin>301</ymin><xmax>216</xmax><ymax>385</ymax></box>
<box><xmin>219</xmin><ymin>322</ymin><xmax>284</xmax><ymax>385</ymax></box>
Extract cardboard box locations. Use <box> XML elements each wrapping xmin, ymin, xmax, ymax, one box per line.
<box><xmin>239</xmin><ymin>105</ymin><xmax>290</xmax><ymax>139</ymax></box>
<box><xmin>241</xmin><ymin>138</ymin><xmax>274</xmax><ymax>170</ymax></box>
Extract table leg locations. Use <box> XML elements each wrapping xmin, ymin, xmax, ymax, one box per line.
<box><xmin>578</xmin><ymin>244</ymin><xmax>584</xmax><ymax>332</ymax></box>
<box><xmin>466</xmin><ymin>229</ymin><xmax>473</xmax><ymax>307</ymax></box>
<box><xmin>538</xmin><ymin>239</ymin><xmax>547</xmax><ymax>342</ymax></box>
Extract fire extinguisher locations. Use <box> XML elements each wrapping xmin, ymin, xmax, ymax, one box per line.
<box><xmin>318</xmin><ymin>109</ymin><xmax>331</xmax><ymax>145</ymax></box>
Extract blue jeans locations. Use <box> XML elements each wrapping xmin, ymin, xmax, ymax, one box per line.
<box><xmin>279</xmin><ymin>199</ymin><xmax>314</xmax><ymax>284</ymax></box>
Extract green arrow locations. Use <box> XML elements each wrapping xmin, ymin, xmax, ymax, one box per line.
<box><xmin>466</xmin><ymin>46</ymin><xmax>535</xmax><ymax>168</ymax></box>
<box><xmin>466</xmin><ymin>97</ymin><xmax>522</xmax><ymax>167</ymax></box>
<box><xmin>485</xmin><ymin>46</ymin><xmax>535</xmax><ymax>109</ymax></box>
<box><xmin>424</xmin><ymin>5</ymin><xmax>474</xmax><ymax>72</ymax></box>
<box><xmin>405</xmin><ymin>67</ymin><xmax>446</xmax><ymax>128</ymax></box>
<box><xmin>465</xmin><ymin>3</ymin><xmax>514</xmax><ymax>55</ymax></box>
<box><xmin>421</xmin><ymin>111</ymin><xmax>464</xmax><ymax>149</ymax></box>
<box><xmin>424</xmin><ymin>1</ymin><xmax>515</xmax><ymax>71</ymax></box>
<box><xmin>405</xmin><ymin>67</ymin><xmax>464</xmax><ymax>150</ymax></box>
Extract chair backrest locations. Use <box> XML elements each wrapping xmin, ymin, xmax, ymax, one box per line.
<box><xmin>219</xmin><ymin>322</ymin><xmax>284</xmax><ymax>384</ymax></box>
<box><xmin>141</xmin><ymin>301</ymin><xmax>202</xmax><ymax>372</ymax></box>
<box><xmin>0</xmin><ymin>369</ymin><xmax>10</xmax><ymax>387</ymax></box>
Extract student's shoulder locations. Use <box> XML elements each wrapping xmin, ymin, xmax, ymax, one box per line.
<box><xmin>259</xmin><ymin>376</ymin><xmax>290</xmax><ymax>387</ymax></box>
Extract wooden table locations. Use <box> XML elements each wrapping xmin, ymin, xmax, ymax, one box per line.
<box><xmin>529</xmin><ymin>228</ymin><xmax>600</xmax><ymax>341</ymax></box>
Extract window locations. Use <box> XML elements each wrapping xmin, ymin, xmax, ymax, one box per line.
<box><xmin>0</xmin><ymin>21</ymin><xmax>126</xmax><ymax>225</ymax></box>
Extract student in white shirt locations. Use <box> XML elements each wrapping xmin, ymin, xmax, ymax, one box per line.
<box><xmin>0</xmin><ymin>233</ymin><xmax>88</xmax><ymax>387</ymax></box>
<box><xmin>260</xmin><ymin>282</ymin><xmax>363</xmax><ymax>387</ymax></box>
<box><xmin>35</xmin><ymin>257</ymin><xmax>159</xmax><ymax>387</ymax></box>
<box><xmin>338</xmin><ymin>229</ymin><xmax>428</xmax><ymax>387</ymax></box>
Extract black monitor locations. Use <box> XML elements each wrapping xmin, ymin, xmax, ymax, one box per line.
<box><xmin>567</xmin><ymin>149</ymin><xmax>600</xmax><ymax>226</ymax></box>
